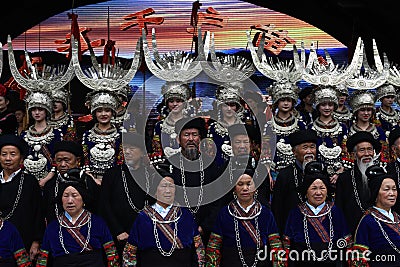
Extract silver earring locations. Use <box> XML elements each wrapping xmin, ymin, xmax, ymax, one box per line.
<box><xmin>233</xmin><ymin>192</ymin><xmax>237</xmax><ymax>200</ymax></box>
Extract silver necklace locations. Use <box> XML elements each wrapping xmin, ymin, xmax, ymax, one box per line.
<box><xmin>180</xmin><ymin>154</ymin><xmax>204</xmax><ymax>215</ymax></box>
<box><xmin>233</xmin><ymin>204</ymin><xmax>260</xmax><ymax>267</ymax></box>
<box><xmin>0</xmin><ymin>173</ymin><xmax>24</xmax><ymax>220</ymax></box>
<box><xmin>293</xmin><ymin>167</ymin><xmax>303</xmax><ymax>202</ymax></box>
<box><xmin>59</xmin><ymin>212</ymin><xmax>92</xmax><ymax>254</ymax></box>
<box><xmin>122</xmin><ymin>166</ymin><xmax>150</xmax><ymax>213</ymax></box>
<box><xmin>151</xmin><ymin>207</ymin><xmax>180</xmax><ymax>257</ymax></box>
<box><xmin>374</xmin><ymin>216</ymin><xmax>400</xmax><ymax>254</ymax></box>
<box><xmin>312</xmin><ymin>118</ymin><xmax>342</xmax><ymax>137</ymax></box>
<box><xmin>228</xmin><ymin>201</ymin><xmax>262</xmax><ymax>220</ymax></box>
<box><xmin>271</xmin><ymin>115</ymin><xmax>299</xmax><ymax>136</ymax></box>
<box><xmin>351</xmin><ymin>169</ymin><xmax>366</xmax><ymax>213</ymax></box>
<box><xmin>303</xmin><ymin>208</ymin><xmax>334</xmax><ymax>261</ymax></box>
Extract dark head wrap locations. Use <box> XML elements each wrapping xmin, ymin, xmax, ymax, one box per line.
<box><xmin>53</xmin><ymin>140</ymin><xmax>83</xmax><ymax>158</ymax></box>
<box><xmin>288</xmin><ymin>129</ymin><xmax>318</xmax><ymax>148</ymax></box>
<box><xmin>0</xmin><ymin>134</ymin><xmax>28</xmax><ymax>156</ymax></box>
<box><xmin>227</xmin><ymin>123</ymin><xmax>255</xmax><ymax>141</ymax></box>
<box><xmin>175</xmin><ymin>117</ymin><xmax>206</xmax><ymax>138</ymax></box>
<box><xmin>388</xmin><ymin>127</ymin><xmax>400</xmax><ymax>148</ymax></box>
<box><xmin>366</xmin><ymin>164</ymin><xmax>397</xmax><ymax>206</ymax></box>
<box><xmin>147</xmin><ymin>168</ymin><xmax>175</xmax><ymax>206</ymax></box>
<box><xmin>298</xmin><ymin>86</ymin><xmax>314</xmax><ymax>101</ymax></box>
<box><xmin>346</xmin><ymin>131</ymin><xmax>381</xmax><ymax>154</ymax></box>
<box><xmin>300</xmin><ymin>161</ymin><xmax>332</xmax><ymax>199</ymax></box>
<box><xmin>122</xmin><ymin>132</ymin><xmax>147</xmax><ymax>151</ymax></box>
<box><xmin>56</xmin><ymin>169</ymin><xmax>93</xmax><ymax>212</ymax></box>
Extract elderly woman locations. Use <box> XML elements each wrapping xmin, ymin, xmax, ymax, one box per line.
<box><xmin>283</xmin><ymin>161</ymin><xmax>351</xmax><ymax>267</ymax></box>
<box><xmin>122</xmin><ymin>171</ymin><xmax>205</xmax><ymax>267</ymax></box>
<box><xmin>36</xmin><ymin>176</ymin><xmax>119</xmax><ymax>266</ymax></box>
<box><xmin>350</xmin><ymin>165</ymin><xmax>400</xmax><ymax>267</ymax></box>
<box><xmin>206</xmin><ymin>168</ymin><xmax>284</xmax><ymax>267</ymax></box>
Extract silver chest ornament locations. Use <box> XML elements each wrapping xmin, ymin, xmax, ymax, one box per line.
<box><xmin>89</xmin><ymin>142</ymin><xmax>116</xmax><ymax>175</ymax></box>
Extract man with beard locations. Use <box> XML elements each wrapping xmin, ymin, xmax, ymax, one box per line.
<box><xmin>335</xmin><ymin>131</ymin><xmax>381</xmax><ymax>235</ymax></box>
<box><xmin>99</xmin><ymin>132</ymin><xmax>154</xmax><ymax>262</ymax></box>
<box><xmin>271</xmin><ymin>128</ymin><xmax>318</xmax><ymax>234</ymax></box>
<box><xmin>161</xmin><ymin>116</ymin><xmax>220</xmax><ymax>245</ymax></box>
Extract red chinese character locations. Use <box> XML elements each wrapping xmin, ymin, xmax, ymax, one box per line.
<box><xmin>251</xmin><ymin>24</ymin><xmax>295</xmax><ymax>55</ymax></box>
<box><xmin>120</xmin><ymin>8</ymin><xmax>164</xmax><ymax>35</ymax></box>
<box><xmin>186</xmin><ymin>6</ymin><xmax>224</xmax><ymax>35</ymax></box>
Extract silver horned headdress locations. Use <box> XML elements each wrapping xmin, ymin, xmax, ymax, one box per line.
<box><xmin>349</xmin><ymin>90</ymin><xmax>375</xmax><ymax>113</ymax></box>
<box><xmin>375</xmin><ymin>83</ymin><xmax>396</xmax><ymax>101</ymax></box>
<box><xmin>215</xmin><ymin>82</ymin><xmax>243</xmax><ymax>112</ymax></box>
<box><xmin>142</xmin><ymin>28</ymin><xmax>202</xmax><ymax>82</ymax></box>
<box><xmin>336</xmin><ymin>83</ymin><xmax>349</xmax><ymax>96</ymax></box>
<box><xmin>51</xmin><ymin>86</ymin><xmax>69</xmax><ymax>107</ymax></box>
<box><xmin>268</xmin><ymin>81</ymin><xmax>299</xmax><ymax>105</ymax></box>
<box><xmin>25</xmin><ymin>91</ymin><xmax>53</xmax><ymax>114</ymax></box>
<box><xmin>161</xmin><ymin>81</ymin><xmax>191</xmax><ymax>102</ymax></box>
<box><xmin>7</xmin><ymin>35</ymin><xmax>75</xmax><ymax>96</ymax></box>
<box><xmin>88</xmin><ymin>90</ymin><xmax>120</xmax><ymax>113</ymax></box>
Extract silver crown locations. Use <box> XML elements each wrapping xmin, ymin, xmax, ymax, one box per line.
<box><xmin>388</xmin><ymin>65</ymin><xmax>400</xmax><ymax>87</ymax></box>
<box><xmin>313</xmin><ymin>86</ymin><xmax>339</xmax><ymax>107</ymax></box>
<box><xmin>375</xmin><ymin>83</ymin><xmax>396</xmax><ymax>101</ymax></box>
<box><xmin>269</xmin><ymin>81</ymin><xmax>299</xmax><ymax>105</ymax></box>
<box><xmin>7</xmin><ymin>35</ymin><xmax>75</xmax><ymax>94</ymax></box>
<box><xmin>89</xmin><ymin>91</ymin><xmax>120</xmax><ymax>113</ymax></box>
<box><xmin>51</xmin><ymin>87</ymin><xmax>69</xmax><ymax>106</ymax></box>
<box><xmin>349</xmin><ymin>90</ymin><xmax>375</xmax><ymax>113</ymax></box>
<box><xmin>25</xmin><ymin>91</ymin><xmax>53</xmax><ymax>114</ymax></box>
<box><xmin>161</xmin><ymin>81</ymin><xmax>191</xmax><ymax>102</ymax></box>
<box><xmin>215</xmin><ymin>83</ymin><xmax>243</xmax><ymax>111</ymax></box>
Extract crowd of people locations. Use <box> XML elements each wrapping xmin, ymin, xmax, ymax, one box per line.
<box><xmin>2</xmin><ymin>70</ymin><xmax>400</xmax><ymax>267</ymax></box>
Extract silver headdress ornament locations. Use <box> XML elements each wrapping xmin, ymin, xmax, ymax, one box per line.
<box><xmin>313</xmin><ymin>86</ymin><xmax>339</xmax><ymax>108</ymax></box>
<box><xmin>388</xmin><ymin>65</ymin><xmax>400</xmax><ymax>87</ymax></box>
<box><xmin>161</xmin><ymin>81</ymin><xmax>191</xmax><ymax>102</ymax></box>
<box><xmin>25</xmin><ymin>91</ymin><xmax>53</xmax><ymax>114</ymax></box>
<box><xmin>71</xmin><ymin>35</ymin><xmax>140</xmax><ymax>113</ymax></box>
<box><xmin>142</xmin><ymin>28</ymin><xmax>202</xmax><ymax>82</ymax></box>
<box><xmin>51</xmin><ymin>87</ymin><xmax>69</xmax><ymax>106</ymax></box>
<box><xmin>375</xmin><ymin>83</ymin><xmax>396</xmax><ymax>101</ymax></box>
<box><xmin>215</xmin><ymin>83</ymin><xmax>243</xmax><ymax>112</ymax></box>
<box><xmin>293</xmin><ymin>37</ymin><xmax>364</xmax><ymax>86</ymax></box>
<box><xmin>336</xmin><ymin>83</ymin><xmax>349</xmax><ymax>96</ymax></box>
<box><xmin>246</xmin><ymin>31</ymin><xmax>302</xmax><ymax>83</ymax></box>
<box><xmin>345</xmin><ymin>39</ymin><xmax>389</xmax><ymax>89</ymax></box>
<box><xmin>197</xmin><ymin>28</ymin><xmax>255</xmax><ymax>84</ymax></box>
<box><xmin>7</xmin><ymin>35</ymin><xmax>75</xmax><ymax>95</ymax></box>
<box><xmin>349</xmin><ymin>90</ymin><xmax>375</xmax><ymax>113</ymax></box>
<box><xmin>116</xmin><ymin>84</ymin><xmax>130</xmax><ymax>102</ymax></box>
<box><xmin>268</xmin><ymin>81</ymin><xmax>299</xmax><ymax>105</ymax></box>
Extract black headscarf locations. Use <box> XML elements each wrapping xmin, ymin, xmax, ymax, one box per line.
<box><xmin>366</xmin><ymin>164</ymin><xmax>397</xmax><ymax>206</ymax></box>
<box><xmin>299</xmin><ymin>161</ymin><xmax>332</xmax><ymax>200</ymax></box>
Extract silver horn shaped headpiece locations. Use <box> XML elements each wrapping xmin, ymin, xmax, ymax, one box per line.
<box><xmin>142</xmin><ymin>28</ymin><xmax>202</xmax><ymax>82</ymax></box>
<box><xmin>7</xmin><ymin>35</ymin><xmax>75</xmax><ymax>93</ymax></box>
<box><xmin>345</xmin><ymin>39</ymin><xmax>389</xmax><ymax>90</ymax></box>
<box><xmin>198</xmin><ymin>28</ymin><xmax>255</xmax><ymax>83</ymax></box>
<box><xmin>388</xmin><ymin>65</ymin><xmax>400</xmax><ymax>87</ymax></box>
<box><xmin>293</xmin><ymin>37</ymin><xmax>364</xmax><ymax>86</ymax></box>
<box><xmin>71</xmin><ymin>35</ymin><xmax>141</xmax><ymax>92</ymax></box>
<box><xmin>246</xmin><ymin>31</ymin><xmax>301</xmax><ymax>83</ymax></box>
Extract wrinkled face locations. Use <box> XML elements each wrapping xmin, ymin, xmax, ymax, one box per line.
<box><xmin>0</xmin><ymin>145</ymin><xmax>23</xmax><ymax>173</ymax></box>
<box><xmin>156</xmin><ymin>177</ymin><xmax>175</xmax><ymax>206</ymax></box>
<box><xmin>306</xmin><ymin>179</ymin><xmax>327</xmax><ymax>207</ymax></box>
<box><xmin>235</xmin><ymin>174</ymin><xmax>255</xmax><ymax>203</ymax></box>
<box><xmin>167</xmin><ymin>98</ymin><xmax>185</xmax><ymax>114</ymax></box>
<box><xmin>53</xmin><ymin>101</ymin><xmax>64</xmax><ymax>113</ymax></box>
<box><xmin>376</xmin><ymin>178</ymin><xmax>397</xmax><ymax>210</ymax></box>
<box><xmin>95</xmin><ymin>107</ymin><xmax>112</xmax><ymax>124</ymax></box>
<box><xmin>123</xmin><ymin>144</ymin><xmax>143</xmax><ymax>167</ymax></box>
<box><xmin>381</xmin><ymin>96</ymin><xmax>395</xmax><ymax>107</ymax></box>
<box><xmin>55</xmin><ymin>151</ymin><xmax>79</xmax><ymax>175</ymax></box>
<box><xmin>15</xmin><ymin>110</ymin><xmax>25</xmax><ymax>123</ymax></box>
<box><xmin>356</xmin><ymin>108</ymin><xmax>373</xmax><ymax>123</ymax></box>
<box><xmin>31</xmin><ymin>107</ymin><xmax>47</xmax><ymax>122</ymax></box>
<box><xmin>221</xmin><ymin>102</ymin><xmax>238</xmax><ymax>119</ymax></box>
<box><xmin>318</xmin><ymin>102</ymin><xmax>334</xmax><ymax>117</ymax></box>
<box><xmin>354</xmin><ymin>142</ymin><xmax>375</xmax><ymax>162</ymax></box>
<box><xmin>293</xmin><ymin>142</ymin><xmax>317</xmax><ymax>164</ymax></box>
<box><xmin>0</xmin><ymin>96</ymin><xmax>8</xmax><ymax>111</ymax></box>
<box><xmin>277</xmin><ymin>97</ymin><xmax>293</xmax><ymax>112</ymax></box>
<box><xmin>62</xmin><ymin>186</ymin><xmax>84</xmax><ymax>217</ymax></box>
<box><xmin>179</xmin><ymin>128</ymin><xmax>201</xmax><ymax>160</ymax></box>
<box><xmin>232</xmin><ymin>134</ymin><xmax>251</xmax><ymax>156</ymax></box>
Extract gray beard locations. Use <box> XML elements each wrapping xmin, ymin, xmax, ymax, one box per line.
<box><xmin>302</xmin><ymin>154</ymin><xmax>315</xmax><ymax>170</ymax></box>
<box><xmin>357</xmin><ymin>157</ymin><xmax>374</xmax><ymax>190</ymax></box>
<box><xmin>182</xmin><ymin>147</ymin><xmax>200</xmax><ymax>160</ymax></box>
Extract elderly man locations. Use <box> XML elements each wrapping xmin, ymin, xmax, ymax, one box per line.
<box><xmin>271</xmin><ymin>128</ymin><xmax>318</xmax><ymax>234</ymax></box>
<box><xmin>335</xmin><ymin>131</ymin><xmax>381</xmax><ymax>235</ymax></box>
<box><xmin>162</xmin><ymin>116</ymin><xmax>220</xmax><ymax>245</ymax></box>
<box><xmin>99</xmin><ymin>132</ymin><xmax>154</xmax><ymax>261</ymax></box>
<box><xmin>42</xmin><ymin>140</ymin><xmax>99</xmax><ymax>224</ymax></box>
<box><xmin>0</xmin><ymin>134</ymin><xmax>44</xmax><ymax>260</ymax></box>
